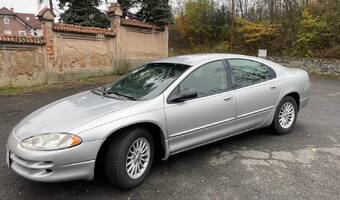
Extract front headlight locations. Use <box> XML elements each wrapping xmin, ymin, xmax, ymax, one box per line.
<box><xmin>21</xmin><ymin>133</ymin><xmax>82</xmax><ymax>151</ymax></box>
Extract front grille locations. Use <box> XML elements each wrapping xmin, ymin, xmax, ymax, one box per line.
<box><xmin>9</xmin><ymin>152</ymin><xmax>54</xmax><ymax>176</ymax></box>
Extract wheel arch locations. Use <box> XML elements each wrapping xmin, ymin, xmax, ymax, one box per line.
<box><xmin>94</xmin><ymin>122</ymin><xmax>169</xmax><ymax>178</ymax></box>
<box><xmin>267</xmin><ymin>91</ymin><xmax>301</xmax><ymax>128</ymax></box>
<box><xmin>283</xmin><ymin>92</ymin><xmax>300</xmax><ymax>111</ymax></box>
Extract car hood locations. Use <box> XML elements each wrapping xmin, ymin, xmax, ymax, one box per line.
<box><xmin>13</xmin><ymin>91</ymin><xmax>138</xmax><ymax>140</ymax></box>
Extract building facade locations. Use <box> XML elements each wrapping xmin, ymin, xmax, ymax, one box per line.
<box><xmin>0</xmin><ymin>7</ymin><xmax>42</xmax><ymax>36</ymax></box>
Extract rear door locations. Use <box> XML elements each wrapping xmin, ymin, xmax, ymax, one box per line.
<box><xmin>226</xmin><ymin>59</ymin><xmax>280</xmax><ymax>132</ymax></box>
<box><xmin>165</xmin><ymin>60</ymin><xmax>236</xmax><ymax>154</ymax></box>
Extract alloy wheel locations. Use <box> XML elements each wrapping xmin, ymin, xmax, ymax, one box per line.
<box><xmin>278</xmin><ymin>102</ymin><xmax>295</xmax><ymax>129</ymax></box>
<box><xmin>125</xmin><ymin>138</ymin><xmax>150</xmax><ymax>179</ymax></box>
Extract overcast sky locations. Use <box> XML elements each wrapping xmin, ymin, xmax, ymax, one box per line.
<box><xmin>0</xmin><ymin>0</ymin><xmax>44</xmax><ymax>13</ymax></box>
<box><xmin>0</xmin><ymin>0</ymin><xmax>118</xmax><ymax>14</ymax></box>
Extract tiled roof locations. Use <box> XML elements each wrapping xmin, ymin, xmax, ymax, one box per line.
<box><xmin>0</xmin><ymin>7</ymin><xmax>41</xmax><ymax>29</ymax></box>
<box><xmin>53</xmin><ymin>23</ymin><xmax>116</xmax><ymax>36</ymax></box>
<box><xmin>121</xmin><ymin>19</ymin><xmax>161</xmax><ymax>30</ymax></box>
<box><xmin>0</xmin><ymin>7</ymin><xmax>14</xmax><ymax>15</ymax></box>
<box><xmin>0</xmin><ymin>35</ymin><xmax>45</xmax><ymax>45</ymax></box>
<box><xmin>16</xmin><ymin>13</ymin><xmax>41</xmax><ymax>29</ymax></box>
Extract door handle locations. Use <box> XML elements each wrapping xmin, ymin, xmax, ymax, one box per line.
<box><xmin>270</xmin><ymin>86</ymin><xmax>277</xmax><ymax>90</ymax></box>
<box><xmin>224</xmin><ymin>97</ymin><xmax>233</xmax><ymax>102</ymax></box>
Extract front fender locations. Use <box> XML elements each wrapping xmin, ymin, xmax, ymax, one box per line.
<box><xmin>75</xmin><ymin>108</ymin><xmax>168</xmax><ymax>142</ymax></box>
<box><xmin>74</xmin><ymin>108</ymin><xmax>169</xmax><ymax>159</ymax></box>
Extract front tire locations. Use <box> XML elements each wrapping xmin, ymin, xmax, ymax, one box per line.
<box><xmin>272</xmin><ymin>96</ymin><xmax>298</xmax><ymax>135</ymax></box>
<box><xmin>104</xmin><ymin>128</ymin><xmax>154</xmax><ymax>189</ymax></box>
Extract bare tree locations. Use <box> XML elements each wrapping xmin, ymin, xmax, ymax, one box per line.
<box><xmin>172</xmin><ymin>0</ymin><xmax>187</xmax><ymax>16</ymax></box>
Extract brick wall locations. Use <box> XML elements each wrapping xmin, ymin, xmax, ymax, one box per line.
<box><xmin>0</xmin><ymin>6</ymin><xmax>169</xmax><ymax>87</ymax></box>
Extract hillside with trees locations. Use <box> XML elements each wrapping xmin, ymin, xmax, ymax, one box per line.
<box><xmin>170</xmin><ymin>0</ymin><xmax>340</xmax><ymax>58</ymax></box>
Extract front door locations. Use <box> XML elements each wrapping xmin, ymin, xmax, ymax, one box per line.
<box><xmin>165</xmin><ymin>60</ymin><xmax>236</xmax><ymax>154</ymax></box>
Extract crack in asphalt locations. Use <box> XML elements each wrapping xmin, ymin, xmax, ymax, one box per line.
<box><xmin>209</xmin><ymin>146</ymin><xmax>340</xmax><ymax>167</ymax></box>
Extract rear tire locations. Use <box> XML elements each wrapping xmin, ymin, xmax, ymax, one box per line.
<box><xmin>272</xmin><ymin>96</ymin><xmax>298</xmax><ymax>135</ymax></box>
<box><xmin>104</xmin><ymin>128</ymin><xmax>154</xmax><ymax>189</ymax></box>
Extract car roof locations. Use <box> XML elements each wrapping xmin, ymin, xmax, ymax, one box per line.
<box><xmin>151</xmin><ymin>53</ymin><xmax>269</xmax><ymax>66</ymax></box>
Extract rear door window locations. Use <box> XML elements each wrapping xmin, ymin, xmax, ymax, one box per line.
<box><xmin>227</xmin><ymin>59</ymin><xmax>276</xmax><ymax>88</ymax></box>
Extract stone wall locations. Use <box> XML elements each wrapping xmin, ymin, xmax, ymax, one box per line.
<box><xmin>49</xmin><ymin>32</ymin><xmax>115</xmax><ymax>83</ymax></box>
<box><xmin>0</xmin><ymin>43</ymin><xmax>45</xmax><ymax>86</ymax></box>
<box><xmin>120</xmin><ymin>26</ymin><xmax>169</xmax><ymax>66</ymax></box>
<box><xmin>0</xmin><ymin>5</ymin><xmax>169</xmax><ymax>87</ymax></box>
<box><xmin>270</xmin><ymin>57</ymin><xmax>340</xmax><ymax>78</ymax></box>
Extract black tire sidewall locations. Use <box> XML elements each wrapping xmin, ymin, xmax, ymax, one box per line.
<box><xmin>273</xmin><ymin>96</ymin><xmax>298</xmax><ymax>135</ymax></box>
<box><xmin>105</xmin><ymin>128</ymin><xmax>154</xmax><ymax>189</ymax></box>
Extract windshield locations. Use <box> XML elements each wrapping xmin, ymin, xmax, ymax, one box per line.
<box><xmin>106</xmin><ymin>63</ymin><xmax>190</xmax><ymax>100</ymax></box>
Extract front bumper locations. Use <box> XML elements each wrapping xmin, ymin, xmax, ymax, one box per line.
<box><xmin>6</xmin><ymin>133</ymin><xmax>103</xmax><ymax>182</ymax></box>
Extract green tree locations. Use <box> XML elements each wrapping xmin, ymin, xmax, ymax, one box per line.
<box><xmin>136</xmin><ymin>0</ymin><xmax>172</xmax><ymax>27</ymax></box>
<box><xmin>293</xmin><ymin>9</ymin><xmax>329</xmax><ymax>57</ymax></box>
<box><xmin>151</xmin><ymin>0</ymin><xmax>172</xmax><ymax>26</ymax></box>
<box><xmin>58</xmin><ymin>0</ymin><xmax>110</xmax><ymax>28</ymax></box>
<box><xmin>235</xmin><ymin>18</ymin><xmax>281</xmax><ymax>53</ymax></box>
<box><xmin>307</xmin><ymin>0</ymin><xmax>340</xmax><ymax>57</ymax></box>
<box><xmin>176</xmin><ymin>0</ymin><xmax>228</xmax><ymax>50</ymax></box>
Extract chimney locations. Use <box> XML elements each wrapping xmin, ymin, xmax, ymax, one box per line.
<box><xmin>10</xmin><ymin>8</ymin><xmax>14</xmax><ymax>12</ymax></box>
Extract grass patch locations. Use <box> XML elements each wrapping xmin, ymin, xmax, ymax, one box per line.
<box><xmin>0</xmin><ymin>84</ymin><xmax>62</xmax><ymax>96</ymax></box>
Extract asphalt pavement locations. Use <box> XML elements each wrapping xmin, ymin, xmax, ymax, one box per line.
<box><xmin>0</xmin><ymin>77</ymin><xmax>339</xmax><ymax>200</ymax></box>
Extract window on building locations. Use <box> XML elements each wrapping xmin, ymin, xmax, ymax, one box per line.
<box><xmin>4</xmin><ymin>30</ymin><xmax>12</xmax><ymax>35</ymax></box>
<box><xmin>4</xmin><ymin>17</ymin><xmax>10</xmax><ymax>24</ymax></box>
<box><xmin>18</xmin><ymin>31</ymin><xmax>26</xmax><ymax>36</ymax></box>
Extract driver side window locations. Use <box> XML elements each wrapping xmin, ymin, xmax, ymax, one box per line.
<box><xmin>176</xmin><ymin>61</ymin><xmax>229</xmax><ymax>98</ymax></box>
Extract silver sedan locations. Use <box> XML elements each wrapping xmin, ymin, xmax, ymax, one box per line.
<box><xmin>6</xmin><ymin>54</ymin><xmax>310</xmax><ymax>189</ymax></box>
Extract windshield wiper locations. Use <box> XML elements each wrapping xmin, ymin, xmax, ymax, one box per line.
<box><xmin>90</xmin><ymin>88</ymin><xmax>104</xmax><ymax>96</ymax></box>
<box><xmin>91</xmin><ymin>86</ymin><xmax>137</xmax><ymax>101</ymax></box>
<box><xmin>107</xmin><ymin>91</ymin><xmax>137</xmax><ymax>101</ymax></box>
<box><xmin>91</xmin><ymin>86</ymin><xmax>118</xmax><ymax>98</ymax></box>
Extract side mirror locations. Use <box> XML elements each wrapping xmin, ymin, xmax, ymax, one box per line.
<box><xmin>168</xmin><ymin>88</ymin><xmax>198</xmax><ymax>103</ymax></box>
